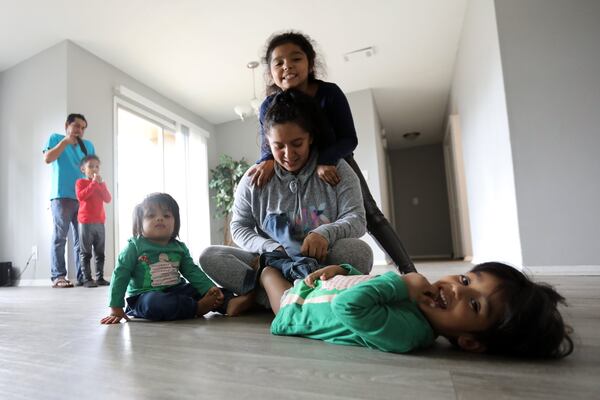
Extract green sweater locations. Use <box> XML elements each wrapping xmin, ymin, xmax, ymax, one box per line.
<box><xmin>108</xmin><ymin>237</ymin><xmax>215</xmax><ymax>308</ymax></box>
<box><xmin>271</xmin><ymin>266</ymin><xmax>435</xmax><ymax>353</ymax></box>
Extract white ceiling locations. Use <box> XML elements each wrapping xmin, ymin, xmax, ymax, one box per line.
<box><xmin>0</xmin><ymin>0</ymin><xmax>467</xmax><ymax>149</ymax></box>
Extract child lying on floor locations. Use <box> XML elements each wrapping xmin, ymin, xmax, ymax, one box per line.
<box><xmin>260</xmin><ymin>262</ymin><xmax>573</xmax><ymax>358</ymax></box>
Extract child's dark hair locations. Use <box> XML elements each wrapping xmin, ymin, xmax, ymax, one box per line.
<box><xmin>468</xmin><ymin>262</ymin><xmax>573</xmax><ymax>358</ymax></box>
<box><xmin>263</xmin><ymin>90</ymin><xmax>332</xmax><ymax>154</ymax></box>
<box><xmin>263</xmin><ymin>31</ymin><xmax>325</xmax><ymax>96</ymax></box>
<box><xmin>80</xmin><ymin>154</ymin><xmax>100</xmax><ymax>167</ymax></box>
<box><xmin>66</xmin><ymin>113</ymin><xmax>87</xmax><ymax>127</ymax></box>
<box><xmin>132</xmin><ymin>193</ymin><xmax>180</xmax><ymax>240</ymax></box>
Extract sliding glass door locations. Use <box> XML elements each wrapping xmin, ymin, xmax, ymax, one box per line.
<box><xmin>115</xmin><ymin>106</ymin><xmax>210</xmax><ymax>259</ymax></box>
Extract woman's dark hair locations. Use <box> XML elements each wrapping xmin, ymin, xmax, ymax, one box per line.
<box><xmin>79</xmin><ymin>154</ymin><xmax>100</xmax><ymax>167</ymax></box>
<box><xmin>263</xmin><ymin>31</ymin><xmax>325</xmax><ymax>96</ymax></box>
<box><xmin>262</xmin><ymin>89</ymin><xmax>332</xmax><ymax>154</ymax></box>
<box><xmin>468</xmin><ymin>262</ymin><xmax>573</xmax><ymax>359</ymax></box>
<box><xmin>66</xmin><ymin>113</ymin><xmax>87</xmax><ymax>127</ymax></box>
<box><xmin>132</xmin><ymin>193</ymin><xmax>180</xmax><ymax>240</ymax></box>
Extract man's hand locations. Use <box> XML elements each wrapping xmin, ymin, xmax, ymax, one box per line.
<box><xmin>247</xmin><ymin>160</ymin><xmax>275</xmax><ymax>187</ymax></box>
<box><xmin>62</xmin><ymin>134</ymin><xmax>79</xmax><ymax>145</ymax></box>
<box><xmin>301</xmin><ymin>232</ymin><xmax>329</xmax><ymax>263</ymax></box>
<box><xmin>317</xmin><ymin>165</ymin><xmax>340</xmax><ymax>186</ymax></box>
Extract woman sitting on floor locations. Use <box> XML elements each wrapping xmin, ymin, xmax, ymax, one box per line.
<box><xmin>200</xmin><ymin>89</ymin><xmax>372</xmax><ymax>314</ymax></box>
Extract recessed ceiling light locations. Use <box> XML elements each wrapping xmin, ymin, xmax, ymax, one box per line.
<box><xmin>403</xmin><ymin>132</ymin><xmax>420</xmax><ymax>141</ymax></box>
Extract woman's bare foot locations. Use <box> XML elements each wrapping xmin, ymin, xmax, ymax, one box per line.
<box><xmin>226</xmin><ymin>291</ymin><xmax>256</xmax><ymax>316</ymax></box>
<box><xmin>196</xmin><ymin>287</ymin><xmax>224</xmax><ymax>316</ymax></box>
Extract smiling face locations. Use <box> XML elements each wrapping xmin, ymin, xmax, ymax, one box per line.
<box><xmin>141</xmin><ymin>204</ymin><xmax>175</xmax><ymax>245</ymax></box>
<box><xmin>81</xmin><ymin>158</ymin><xmax>100</xmax><ymax>179</ymax></box>
<box><xmin>269</xmin><ymin>43</ymin><xmax>311</xmax><ymax>92</ymax></box>
<box><xmin>418</xmin><ymin>271</ymin><xmax>506</xmax><ymax>343</ymax></box>
<box><xmin>267</xmin><ymin>122</ymin><xmax>313</xmax><ymax>173</ymax></box>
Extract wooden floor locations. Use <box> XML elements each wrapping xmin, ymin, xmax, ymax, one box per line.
<box><xmin>1</xmin><ymin>262</ymin><xmax>598</xmax><ymax>400</ymax></box>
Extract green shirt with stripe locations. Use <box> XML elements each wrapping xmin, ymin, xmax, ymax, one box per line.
<box><xmin>271</xmin><ymin>265</ymin><xmax>436</xmax><ymax>353</ymax></box>
<box><xmin>108</xmin><ymin>237</ymin><xmax>214</xmax><ymax>308</ymax></box>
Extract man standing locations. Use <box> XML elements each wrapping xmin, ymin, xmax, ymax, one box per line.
<box><xmin>43</xmin><ymin>114</ymin><xmax>95</xmax><ymax>287</ymax></box>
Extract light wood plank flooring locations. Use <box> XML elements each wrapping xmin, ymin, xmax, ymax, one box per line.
<box><xmin>1</xmin><ymin>262</ymin><xmax>598</xmax><ymax>399</ymax></box>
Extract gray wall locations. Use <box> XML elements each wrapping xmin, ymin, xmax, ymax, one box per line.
<box><xmin>495</xmin><ymin>0</ymin><xmax>600</xmax><ymax>265</ymax></box>
<box><xmin>448</xmin><ymin>0</ymin><xmax>523</xmax><ymax>265</ymax></box>
<box><xmin>0</xmin><ymin>40</ymin><xmax>215</xmax><ymax>283</ymax></box>
<box><xmin>389</xmin><ymin>144</ymin><xmax>452</xmax><ymax>257</ymax></box>
<box><xmin>210</xmin><ymin>117</ymin><xmax>261</xmax><ymax>245</ymax></box>
<box><xmin>0</xmin><ymin>42</ymin><xmax>69</xmax><ymax>281</ymax></box>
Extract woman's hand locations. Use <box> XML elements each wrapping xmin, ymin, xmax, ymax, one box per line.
<box><xmin>304</xmin><ymin>264</ymin><xmax>348</xmax><ymax>287</ymax></box>
<box><xmin>301</xmin><ymin>232</ymin><xmax>329</xmax><ymax>263</ymax></box>
<box><xmin>247</xmin><ymin>160</ymin><xmax>275</xmax><ymax>187</ymax></box>
<box><xmin>317</xmin><ymin>165</ymin><xmax>340</xmax><ymax>186</ymax></box>
<box><xmin>402</xmin><ymin>273</ymin><xmax>437</xmax><ymax>308</ymax></box>
<box><xmin>100</xmin><ymin>307</ymin><xmax>130</xmax><ymax>324</ymax></box>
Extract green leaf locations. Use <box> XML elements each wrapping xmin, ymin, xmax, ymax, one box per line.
<box><xmin>208</xmin><ymin>154</ymin><xmax>250</xmax><ymax>217</ymax></box>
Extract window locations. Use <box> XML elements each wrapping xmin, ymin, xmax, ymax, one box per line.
<box><xmin>114</xmin><ymin>90</ymin><xmax>210</xmax><ymax>261</ymax></box>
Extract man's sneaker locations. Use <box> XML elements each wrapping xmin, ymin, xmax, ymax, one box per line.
<box><xmin>96</xmin><ymin>278</ymin><xmax>110</xmax><ymax>286</ymax></box>
<box><xmin>83</xmin><ymin>280</ymin><xmax>98</xmax><ymax>288</ymax></box>
<box><xmin>75</xmin><ymin>280</ymin><xmax>84</xmax><ymax>287</ymax></box>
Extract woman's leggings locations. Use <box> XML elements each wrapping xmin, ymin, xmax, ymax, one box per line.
<box><xmin>344</xmin><ymin>156</ymin><xmax>417</xmax><ymax>274</ymax></box>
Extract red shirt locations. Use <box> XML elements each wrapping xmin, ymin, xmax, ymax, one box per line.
<box><xmin>75</xmin><ymin>179</ymin><xmax>112</xmax><ymax>223</ymax></box>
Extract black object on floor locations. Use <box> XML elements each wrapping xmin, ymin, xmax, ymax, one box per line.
<box><xmin>0</xmin><ymin>262</ymin><xmax>13</xmax><ymax>286</ymax></box>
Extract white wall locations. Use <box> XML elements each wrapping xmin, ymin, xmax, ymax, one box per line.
<box><xmin>448</xmin><ymin>0</ymin><xmax>522</xmax><ymax>266</ymax></box>
<box><xmin>0</xmin><ymin>40</ymin><xmax>216</xmax><ymax>283</ymax></box>
<box><xmin>0</xmin><ymin>42</ymin><xmax>69</xmax><ymax>282</ymax></box>
<box><xmin>494</xmin><ymin>0</ymin><xmax>600</xmax><ymax>266</ymax></box>
<box><xmin>346</xmin><ymin>89</ymin><xmax>389</xmax><ymax>264</ymax></box>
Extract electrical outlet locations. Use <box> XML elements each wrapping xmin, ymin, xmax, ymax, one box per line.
<box><xmin>31</xmin><ymin>245</ymin><xmax>38</xmax><ymax>260</ymax></box>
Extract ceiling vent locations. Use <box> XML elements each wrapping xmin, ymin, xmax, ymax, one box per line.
<box><xmin>343</xmin><ymin>46</ymin><xmax>375</xmax><ymax>62</ymax></box>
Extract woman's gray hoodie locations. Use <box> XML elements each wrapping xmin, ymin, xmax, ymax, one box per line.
<box><xmin>230</xmin><ymin>151</ymin><xmax>366</xmax><ymax>254</ymax></box>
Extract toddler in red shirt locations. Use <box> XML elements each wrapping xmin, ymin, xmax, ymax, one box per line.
<box><xmin>76</xmin><ymin>155</ymin><xmax>112</xmax><ymax>287</ymax></box>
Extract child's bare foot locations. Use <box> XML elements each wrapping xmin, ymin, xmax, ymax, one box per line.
<box><xmin>196</xmin><ymin>287</ymin><xmax>224</xmax><ymax>316</ymax></box>
<box><xmin>226</xmin><ymin>291</ymin><xmax>256</xmax><ymax>317</ymax></box>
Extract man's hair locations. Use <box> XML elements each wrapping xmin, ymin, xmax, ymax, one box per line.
<box><xmin>132</xmin><ymin>193</ymin><xmax>180</xmax><ymax>240</ymax></box>
<box><xmin>469</xmin><ymin>262</ymin><xmax>573</xmax><ymax>358</ymax></box>
<box><xmin>80</xmin><ymin>154</ymin><xmax>100</xmax><ymax>167</ymax></box>
<box><xmin>66</xmin><ymin>113</ymin><xmax>87</xmax><ymax>127</ymax></box>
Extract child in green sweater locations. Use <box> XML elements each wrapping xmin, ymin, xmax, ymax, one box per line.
<box><xmin>101</xmin><ymin>193</ymin><xmax>251</xmax><ymax>324</ymax></box>
<box><xmin>260</xmin><ymin>262</ymin><xmax>573</xmax><ymax>358</ymax></box>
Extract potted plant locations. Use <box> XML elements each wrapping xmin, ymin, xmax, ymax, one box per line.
<box><xmin>208</xmin><ymin>154</ymin><xmax>250</xmax><ymax>245</ymax></box>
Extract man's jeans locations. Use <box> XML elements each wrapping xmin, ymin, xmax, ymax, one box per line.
<box><xmin>50</xmin><ymin>199</ymin><xmax>82</xmax><ymax>282</ymax></box>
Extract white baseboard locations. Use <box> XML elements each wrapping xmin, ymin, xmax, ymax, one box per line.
<box><xmin>524</xmin><ymin>265</ymin><xmax>600</xmax><ymax>276</ymax></box>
